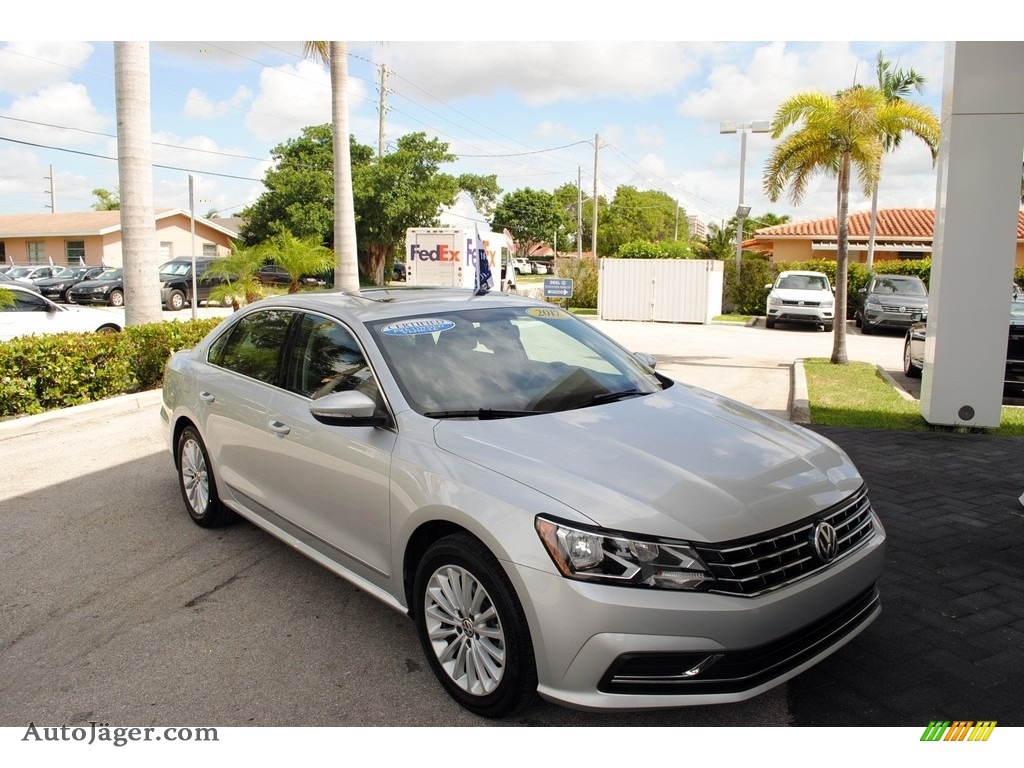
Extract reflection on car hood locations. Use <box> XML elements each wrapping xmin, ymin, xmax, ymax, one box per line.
<box><xmin>433</xmin><ymin>385</ymin><xmax>862</xmax><ymax>542</ymax></box>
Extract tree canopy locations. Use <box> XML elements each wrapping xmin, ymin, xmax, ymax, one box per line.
<box><xmin>240</xmin><ymin>127</ymin><xmax>499</xmax><ymax>285</ymax></box>
<box><xmin>491</xmin><ymin>188</ymin><xmax>570</xmax><ymax>258</ymax></box>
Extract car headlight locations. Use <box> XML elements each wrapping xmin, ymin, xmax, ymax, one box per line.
<box><xmin>865</xmin><ymin>300</ymin><xmax>881</xmax><ymax>311</ymax></box>
<box><xmin>768</xmin><ymin>295</ymin><xmax>781</xmax><ymax>306</ymax></box>
<box><xmin>535</xmin><ymin>516</ymin><xmax>712</xmax><ymax>590</ymax></box>
<box><xmin>821</xmin><ymin>299</ymin><xmax>834</xmax><ymax>308</ymax></box>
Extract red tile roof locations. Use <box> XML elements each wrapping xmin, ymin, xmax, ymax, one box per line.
<box><xmin>0</xmin><ymin>209</ymin><xmax>239</xmax><ymax>239</ymax></box>
<box><xmin>754</xmin><ymin>207</ymin><xmax>1024</xmax><ymax>240</ymax></box>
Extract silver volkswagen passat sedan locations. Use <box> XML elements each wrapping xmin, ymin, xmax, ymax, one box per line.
<box><xmin>161</xmin><ymin>287</ymin><xmax>885</xmax><ymax>717</ymax></box>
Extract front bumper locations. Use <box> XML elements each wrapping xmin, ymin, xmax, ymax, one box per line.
<box><xmin>512</xmin><ymin>515</ymin><xmax>885</xmax><ymax>711</ymax></box>
<box><xmin>767</xmin><ymin>306</ymin><xmax>833</xmax><ymax>325</ymax></box>
<box><xmin>863</xmin><ymin>306</ymin><xmax>922</xmax><ymax>330</ymax></box>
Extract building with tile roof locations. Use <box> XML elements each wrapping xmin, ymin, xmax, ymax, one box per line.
<box><xmin>748</xmin><ymin>207</ymin><xmax>1024</xmax><ymax>266</ymax></box>
<box><xmin>0</xmin><ymin>209</ymin><xmax>240</xmax><ymax>268</ymax></box>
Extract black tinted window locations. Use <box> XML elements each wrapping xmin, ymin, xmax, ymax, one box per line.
<box><xmin>287</xmin><ymin>314</ymin><xmax>377</xmax><ymax>400</ymax></box>
<box><xmin>211</xmin><ymin>310</ymin><xmax>292</xmax><ymax>385</ymax></box>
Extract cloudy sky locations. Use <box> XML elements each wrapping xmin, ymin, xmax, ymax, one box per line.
<box><xmin>0</xmin><ymin>10</ymin><xmax>971</xmax><ymax>232</ymax></box>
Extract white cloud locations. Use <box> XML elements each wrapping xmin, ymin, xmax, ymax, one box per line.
<box><xmin>183</xmin><ymin>86</ymin><xmax>253</xmax><ymax>120</ymax></box>
<box><xmin>0</xmin><ymin>41</ymin><xmax>94</xmax><ymax>97</ymax></box>
<box><xmin>4</xmin><ymin>82</ymin><xmax>108</xmax><ymax>146</ymax></box>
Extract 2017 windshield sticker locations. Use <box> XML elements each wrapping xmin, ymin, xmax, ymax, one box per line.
<box><xmin>381</xmin><ymin>318</ymin><xmax>457</xmax><ymax>336</ymax></box>
<box><xmin>526</xmin><ymin>308</ymin><xmax>569</xmax><ymax>319</ymax></box>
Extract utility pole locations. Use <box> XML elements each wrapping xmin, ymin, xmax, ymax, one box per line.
<box><xmin>44</xmin><ymin>165</ymin><xmax>56</xmax><ymax>212</ymax></box>
<box><xmin>378</xmin><ymin>64</ymin><xmax>389</xmax><ymax>157</ymax></box>
<box><xmin>577</xmin><ymin>166</ymin><xmax>583</xmax><ymax>258</ymax></box>
<box><xmin>592</xmin><ymin>134</ymin><xmax>599</xmax><ymax>259</ymax></box>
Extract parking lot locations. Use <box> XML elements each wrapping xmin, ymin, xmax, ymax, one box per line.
<box><xmin>1</xmin><ymin>317</ymin><xmax>1021</xmax><ymax>728</ymax></box>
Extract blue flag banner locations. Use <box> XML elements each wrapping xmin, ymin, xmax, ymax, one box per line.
<box><xmin>474</xmin><ymin>224</ymin><xmax>492</xmax><ymax>295</ymax></box>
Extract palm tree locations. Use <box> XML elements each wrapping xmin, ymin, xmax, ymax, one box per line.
<box><xmin>764</xmin><ymin>86</ymin><xmax>940</xmax><ymax>364</ymax></box>
<box><xmin>0</xmin><ymin>287</ymin><xmax>12</xmax><ymax>308</ymax></box>
<box><xmin>303</xmin><ymin>42</ymin><xmax>360</xmax><ymax>293</ymax></box>
<box><xmin>205</xmin><ymin>243</ymin><xmax>266</xmax><ymax>310</ymax></box>
<box><xmin>264</xmin><ymin>231</ymin><xmax>335</xmax><ymax>293</ymax></box>
<box><xmin>865</xmin><ymin>52</ymin><xmax>933</xmax><ymax>269</ymax></box>
<box><xmin>113</xmin><ymin>42</ymin><xmax>163</xmax><ymax>325</ymax></box>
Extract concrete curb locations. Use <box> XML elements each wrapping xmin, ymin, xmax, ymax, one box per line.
<box><xmin>790</xmin><ymin>359</ymin><xmax>811</xmax><ymax>424</ymax></box>
<box><xmin>0</xmin><ymin>389</ymin><xmax>163</xmax><ymax>438</ymax></box>
<box><xmin>874</xmin><ymin>364</ymin><xmax>918</xmax><ymax>402</ymax></box>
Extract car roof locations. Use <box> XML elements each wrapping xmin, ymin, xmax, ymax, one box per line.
<box><xmin>247</xmin><ymin>287</ymin><xmax>547</xmax><ymax>324</ymax></box>
<box><xmin>778</xmin><ymin>270</ymin><xmax>828</xmax><ymax>277</ymax></box>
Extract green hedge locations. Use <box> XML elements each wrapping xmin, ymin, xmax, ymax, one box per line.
<box><xmin>0</xmin><ymin>318</ymin><xmax>222</xmax><ymax>418</ymax></box>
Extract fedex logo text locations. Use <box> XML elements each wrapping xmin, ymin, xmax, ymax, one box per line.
<box><xmin>410</xmin><ymin>243</ymin><xmax>461</xmax><ymax>263</ymax></box>
<box><xmin>920</xmin><ymin>721</ymin><xmax>997</xmax><ymax>741</ymax></box>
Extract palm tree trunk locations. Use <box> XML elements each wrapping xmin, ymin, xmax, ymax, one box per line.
<box><xmin>831</xmin><ymin>152</ymin><xmax>851</xmax><ymax>364</ymax></box>
<box><xmin>330</xmin><ymin>42</ymin><xmax>360</xmax><ymax>292</ymax></box>
<box><xmin>114</xmin><ymin>42</ymin><xmax>162</xmax><ymax>325</ymax></box>
<box><xmin>866</xmin><ymin>184</ymin><xmax>879</xmax><ymax>270</ymax></box>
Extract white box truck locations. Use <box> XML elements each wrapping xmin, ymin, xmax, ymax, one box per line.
<box><xmin>403</xmin><ymin>227</ymin><xmax>517</xmax><ymax>292</ymax></box>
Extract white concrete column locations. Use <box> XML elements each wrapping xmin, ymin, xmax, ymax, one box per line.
<box><xmin>921</xmin><ymin>42</ymin><xmax>1024</xmax><ymax>427</ymax></box>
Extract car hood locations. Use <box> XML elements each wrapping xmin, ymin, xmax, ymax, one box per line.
<box><xmin>432</xmin><ymin>385</ymin><xmax>862</xmax><ymax>542</ymax></box>
<box><xmin>770</xmin><ymin>288</ymin><xmax>833</xmax><ymax>303</ymax></box>
<box><xmin>71</xmin><ymin>278</ymin><xmax>121</xmax><ymax>289</ymax></box>
<box><xmin>867</xmin><ymin>293</ymin><xmax>927</xmax><ymax>307</ymax></box>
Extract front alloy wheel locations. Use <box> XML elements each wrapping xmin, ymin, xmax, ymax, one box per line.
<box><xmin>903</xmin><ymin>338</ymin><xmax>922</xmax><ymax>378</ymax></box>
<box><xmin>414</xmin><ymin>534</ymin><xmax>536</xmax><ymax>717</ymax></box>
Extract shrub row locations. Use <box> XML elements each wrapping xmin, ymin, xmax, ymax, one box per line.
<box><xmin>0</xmin><ymin>318</ymin><xmax>222</xmax><ymax>418</ymax></box>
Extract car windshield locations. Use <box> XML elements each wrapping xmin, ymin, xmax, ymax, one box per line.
<box><xmin>368</xmin><ymin>305</ymin><xmax>666</xmax><ymax>417</ymax></box>
<box><xmin>872</xmin><ymin>277</ymin><xmax>927</xmax><ymax>297</ymax></box>
<box><xmin>53</xmin><ymin>267</ymin><xmax>83</xmax><ymax>278</ymax></box>
<box><xmin>7</xmin><ymin>267</ymin><xmax>33</xmax><ymax>278</ymax></box>
<box><xmin>777</xmin><ymin>274</ymin><xmax>829</xmax><ymax>291</ymax></box>
<box><xmin>159</xmin><ymin>261</ymin><xmax>193</xmax><ymax>277</ymax></box>
<box><xmin>95</xmin><ymin>268</ymin><xmax>121</xmax><ymax>280</ymax></box>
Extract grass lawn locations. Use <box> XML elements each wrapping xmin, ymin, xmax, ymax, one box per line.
<box><xmin>803</xmin><ymin>358</ymin><xmax>1024</xmax><ymax>436</ymax></box>
<box><xmin>714</xmin><ymin>314</ymin><xmax>751</xmax><ymax>323</ymax></box>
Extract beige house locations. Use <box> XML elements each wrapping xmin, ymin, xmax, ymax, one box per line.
<box><xmin>0</xmin><ymin>209</ymin><xmax>240</xmax><ymax>268</ymax></box>
<box><xmin>749</xmin><ymin>207</ymin><xmax>1024</xmax><ymax>267</ymax></box>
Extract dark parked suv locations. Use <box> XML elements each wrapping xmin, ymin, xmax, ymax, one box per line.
<box><xmin>159</xmin><ymin>257</ymin><xmax>229</xmax><ymax>311</ymax></box>
<box><xmin>857</xmin><ymin>274</ymin><xmax>928</xmax><ymax>335</ymax></box>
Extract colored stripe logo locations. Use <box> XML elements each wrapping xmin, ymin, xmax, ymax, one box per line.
<box><xmin>920</xmin><ymin>721</ymin><xmax>997</xmax><ymax>741</ymax></box>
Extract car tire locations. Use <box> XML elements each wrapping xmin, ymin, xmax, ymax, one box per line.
<box><xmin>109</xmin><ymin>289</ymin><xmax>124</xmax><ymax>307</ymax></box>
<box><xmin>62</xmin><ymin>288</ymin><xmax>74</xmax><ymax>303</ymax></box>
<box><xmin>854</xmin><ymin>313</ymin><xmax>862</xmax><ymax>328</ymax></box>
<box><xmin>861</xmin><ymin>323</ymin><xmax>873</xmax><ymax>335</ymax></box>
<box><xmin>176</xmin><ymin>426</ymin><xmax>234</xmax><ymax>528</ymax></box>
<box><xmin>166</xmin><ymin>289</ymin><xmax>186</xmax><ymax>311</ymax></box>
<box><xmin>413</xmin><ymin>533</ymin><xmax>537</xmax><ymax>718</ymax></box>
<box><xmin>823</xmin><ymin>323</ymin><xmax>833</xmax><ymax>332</ymax></box>
<box><xmin>765</xmin><ymin>317</ymin><xmax>776</xmax><ymax>329</ymax></box>
<box><xmin>903</xmin><ymin>338</ymin><xmax>922</xmax><ymax>378</ymax></box>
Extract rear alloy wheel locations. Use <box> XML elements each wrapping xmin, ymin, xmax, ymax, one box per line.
<box><xmin>414</xmin><ymin>533</ymin><xmax>537</xmax><ymax>718</ymax></box>
<box><xmin>109</xmin><ymin>289</ymin><xmax>124</xmax><ymax>307</ymax></box>
<box><xmin>903</xmin><ymin>338</ymin><xmax>922</xmax><ymax>378</ymax></box>
<box><xmin>176</xmin><ymin>426</ymin><xmax>234</xmax><ymax>527</ymax></box>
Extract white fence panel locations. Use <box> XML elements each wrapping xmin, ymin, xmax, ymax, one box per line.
<box><xmin>597</xmin><ymin>259</ymin><xmax>723</xmax><ymax>323</ymax></box>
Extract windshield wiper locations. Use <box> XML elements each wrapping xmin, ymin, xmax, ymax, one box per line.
<box><xmin>575</xmin><ymin>389</ymin><xmax>646</xmax><ymax>409</ymax></box>
<box><xmin>423</xmin><ymin>408</ymin><xmax>543</xmax><ymax>420</ymax></box>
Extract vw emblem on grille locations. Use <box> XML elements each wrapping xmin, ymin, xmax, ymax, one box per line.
<box><xmin>900</xmin><ymin>306</ymin><xmax>907</xmax><ymax>313</ymax></box>
<box><xmin>812</xmin><ymin>522</ymin><xmax>839</xmax><ymax>563</ymax></box>
<box><xmin>798</xmin><ymin>300</ymin><xmax>805</xmax><ymax>306</ymax></box>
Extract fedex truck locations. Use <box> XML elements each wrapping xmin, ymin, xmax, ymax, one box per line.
<box><xmin>403</xmin><ymin>227</ymin><xmax>517</xmax><ymax>292</ymax></box>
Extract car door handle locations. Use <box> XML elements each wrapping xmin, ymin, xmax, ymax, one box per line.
<box><xmin>268</xmin><ymin>420</ymin><xmax>291</xmax><ymax>437</ymax></box>
<box><xmin>198</xmin><ymin>390</ymin><xmax>215</xmax><ymax>403</ymax></box>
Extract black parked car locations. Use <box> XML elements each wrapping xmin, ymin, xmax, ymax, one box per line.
<box><xmin>68</xmin><ymin>268</ymin><xmax>124</xmax><ymax>307</ymax></box>
<box><xmin>35</xmin><ymin>266</ymin><xmax>105</xmax><ymax>303</ymax></box>
<box><xmin>903</xmin><ymin>299</ymin><xmax>1024</xmax><ymax>394</ymax></box>
<box><xmin>159</xmin><ymin>257</ymin><xmax>231</xmax><ymax>311</ymax></box>
<box><xmin>0</xmin><ymin>271</ymin><xmax>42</xmax><ymax>294</ymax></box>
<box><xmin>255</xmin><ymin>264</ymin><xmax>324</xmax><ymax>288</ymax></box>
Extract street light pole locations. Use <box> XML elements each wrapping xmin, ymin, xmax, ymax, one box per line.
<box><xmin>720</xmin><ymin>120</ymin><xmax>770</xmax><ymax>276</ymax></box>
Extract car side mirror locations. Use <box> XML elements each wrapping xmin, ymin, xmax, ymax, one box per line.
<box><xmin>858</xmin><ymin>287</ymin><xmax>866</xmax><ymax>294</ymax></box>
<box><xmin>764</xmin><ymin>283</ymin><xmax>772</xmax><ymax>290</ymax></box>
<box><xmin>310</xmin><ymin>390</ymin><xmax>389</xmax><ymax>427</ymax></box>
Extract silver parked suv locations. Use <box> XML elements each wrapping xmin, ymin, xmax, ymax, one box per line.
<box><xmin>856</xmin><ymin>274</ymin><xmax>928</xmax><ymax>335</ymax></box>
<box><xmin>765</xmin><ymin>270</ymin><xmax>835</xmax><ymax>331</ymax></box>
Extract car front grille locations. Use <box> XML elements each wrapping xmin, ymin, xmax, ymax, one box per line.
<box><xmin>598</xmin><ymin>586</ymin><xmax>880</xmax><ymax>695</ymax></box>
<box><xmin>693</xmin><ymin>488</ymin><xmax>875</xmax><ymax>597</ymax></box>
<box><xmin>781</xmin><ymin>300</ymin><xmax>821</xmax><ymax>306</ymax></box>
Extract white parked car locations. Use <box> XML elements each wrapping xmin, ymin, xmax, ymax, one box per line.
<box><xmin>0</xmin><ymin>283</ymin><xmax>123</xmax><ymax>341</ymax></box>
<box><xmin>513</xmin><ymin>258</ymin><xmax>533</xmax><ymax>275</ymax></box>
<box><xmin>161</xmin><ymin>288</ymin><xmax>885</xmax><ymax>717</ymax></box>
<box><xmin>765</xmin><ymin>270</ymin><xmax>836</xmax><ymax>331</ymax></box>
